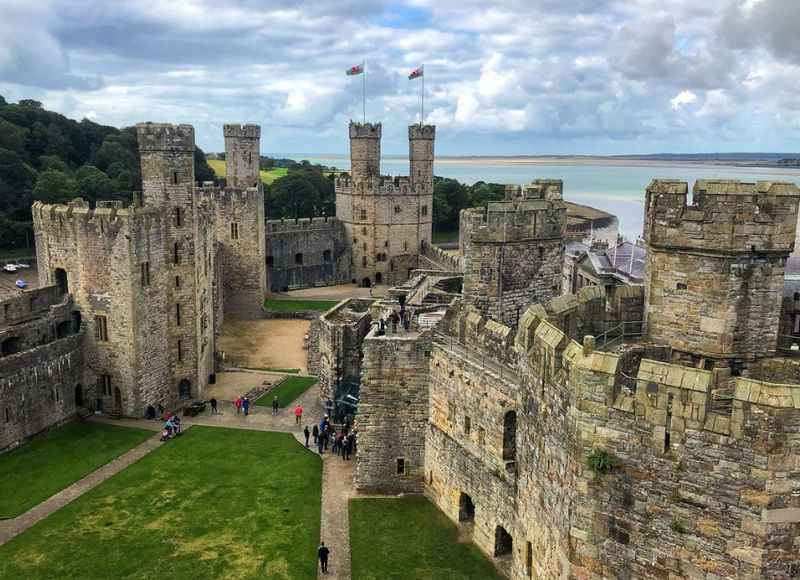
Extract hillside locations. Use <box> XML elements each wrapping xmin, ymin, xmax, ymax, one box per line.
<box><xmin>206</xmin><ymin>159</ymin><xmax>288</xmax><ymax>184</ymax></box>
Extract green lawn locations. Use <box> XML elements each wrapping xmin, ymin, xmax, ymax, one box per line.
<box><xmin>256</xmin><ymin>376</ymin><xmax>318</xmax><ymax>408</ymax></box>
<box><xmin>0</xmin><ymin>421</ymin><xmax>153</xmax><ymax>519</ymax></box>
<box><xmin>350</xmin><ymin>497</ymin><xmax>503</xmax><ymax>580</ymax></box>
<box><xmin>0</xmin><ymin>427</ymin><xmax>322</xmax><ymax>580</ymax></box>
<box><xmin>207</xmin><ymin>159</ymin><xmax>289</xmax><ymax>184</ymax></box>
<box><xmin>263</xmin><ymin>298</ymin><xmax>339</xmax><ymax>312</ymax></box>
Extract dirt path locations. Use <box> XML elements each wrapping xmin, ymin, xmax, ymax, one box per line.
<box><xmin>0</xmin><ymin>426</ymin><xmax>164</xmax><ymax>546</ymax></box>
<box><xmin>318</xmin><ymin>451</ymin><xmax>355</xmax><ymax>579</ymax></box>
<box><xmin>218</xmin><ymin>318</ymin><xmax>310</xmax><ymax>372</ymax></box>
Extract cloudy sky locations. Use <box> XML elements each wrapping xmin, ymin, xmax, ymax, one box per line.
<box><xmin>1</xmin><ymin>0</ymin><xmax>799</xmax><ymax>155</ymax></box>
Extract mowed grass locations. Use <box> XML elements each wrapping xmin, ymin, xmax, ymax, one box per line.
<box><xmin>207</xmin><ymin>159</ymin><xmax>289</xmax><ymax>184</ymax></box>
<box><xmin>256</xmin><ymin>376</ymin><xmax>318</xmax><ymax>408</ymax></box>
<box><xmin>350</xmin><ymin>497</ymin><xmax>504</xmax><ymax>580</ymax></box>
<box><xmin>263</xmin><ymin>298</ymin><xmax>339</xmax><ymax>312</ymax></box>
<box><xmin>0</xmin><ymin>421</ymin><xmax>153</xmax><ymax>518</ymax></box>
<box><xmin>0</xmin><ymin>427</ymin><xmax>322</xmax><ymax>580</ymax></box>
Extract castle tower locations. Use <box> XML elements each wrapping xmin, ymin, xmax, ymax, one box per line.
<box><xmin>409</xmin><ymin>124</ymin><xmax>435</xmax><ymax>193</ymax></box>
<box><xmin>137</xmin><ymin>123</ymin><xmax>195</xmax><ymax>208</ymax></box>
<box><xmin>461</xmin><ymin>180</ymin><xmax>567</xmax><ymax>327</ymax></box>
<box><xmin>224</xmin><ymin>124</ymin><xmax>261</xmax><ymax>189</ymax></box>
<box><xmin>214</xmin><ymin>126</ymin><xmax>267</xmax><ymax>318</ymax></box>
<box><xmin>349</xmin><ymin>122</ymin><xmax>381</xmax><ymax>182</ymax></box>
<box><xmin>643</xmin><ymin>179</ymin><xmax>800</xmax><ymax>364</ymax></box>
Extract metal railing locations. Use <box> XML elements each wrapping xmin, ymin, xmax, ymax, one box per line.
<box><xmin>594</xmin><ymin>320</ymin><xmax>644</xmax><ymax>349</ymax></box>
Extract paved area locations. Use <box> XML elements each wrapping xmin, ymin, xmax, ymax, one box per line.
<box><xmin>318</xmin><ymin>450</ymin><xmax>355</xmax><ymax>579</ymax></box>
<box><xmin>219</xmin><ymin>318</ymin><xmax>311</xmax><ymax>371</ymax></box>
<box><xmin>203</xmin><ymin>369</ymin><xmax>286</xmax><ymax>402</ymax></box>
<box><xmin>0</xmin><ymin>426</ymin><xmax>164</xmax><ymax>546</ymax></box>
<box><xmin>277</xmin><ymin>283</ymin><xmax>389</xmax><ymax>300</ymax></box>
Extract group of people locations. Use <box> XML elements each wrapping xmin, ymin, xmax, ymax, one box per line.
<box><xmin>234</xmin><ymin>395</ymin><xmax>251</xmax><ymax>416</ymax></box>
<box><xmin>375</xmin><ymin>307</ymin><xmax>411</xmax><ymax>336</ymax></box>
<box><xmin>303</xmin><ymin>415</ymin><xmax>357</xmax><ymax>460</ymax></box>
<box><xmin>160</xmin><ymin>410</ymin><xmax>182</xmax><ymax>442</ymax></box>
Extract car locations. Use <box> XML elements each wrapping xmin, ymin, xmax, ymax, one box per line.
<box><xmin>3</xmin><ymin>264</ymin><xmax>18</xmax><ymax>273</ymax></box>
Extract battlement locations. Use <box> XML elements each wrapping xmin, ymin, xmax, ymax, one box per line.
<box><xmin>334</xmin><ymin>175</ymin><xmax>421</xmax><ymax>195</ymax></box>
<box><xmin>266</xmin><ymin>215</ymin><xmax>340</xmax><ymax>233</ymax></box>
<box><xmin>463</xmin><ymin>196</ymin><xmax>567</xmax><ymax>242</ymax></box>
<box><xmin>136</xmin><ymin>122</ymin><xmax>195</xmax><ymax>152</ymax></box>
<box><xmin>349</xmin><ymin>121</ymin><xmax>382</xmax><ymax>139</ymax></box>
<box><xmin>644</xmin><ymin>179</ymin><xmax>800</xmax><ymax>253</ymax></box>
<box><xmin>223</xmin><ymin>124</ymin><xmax>260</xmax><ymax>139</ymax></box>
<box><xmin>504</xmin><ymin>179</ymin><xmax>564</xmax><ymax>201</ymax></box>
<box><xmin>32</xmin><ymin>198</ymin><xmax>162</xmax><ymax>237</ymax></box>
<box><xmin>408</xmin><ymin>124</ymin><xmax>435</xmax><ymax>140</ymax></box>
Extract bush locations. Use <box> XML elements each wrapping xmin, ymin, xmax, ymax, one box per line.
<box><xmin>670</xmin><ymin>520</ymin><xmax>688</xmax><ymax>534</ymax></box>
<box><xmin>586</xmin><ymin>448</ymin><xmax>618</xmax><ymax>474</ymax></box>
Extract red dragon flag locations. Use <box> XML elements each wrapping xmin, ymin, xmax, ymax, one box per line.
<box><xmin>408</xmin><ymin>66</ymin><xmax>424</xmax><ymax>80</ymax></box>
<box><xmin>346</xmin><ymin>63</ymin><xmax>364</xmax><ymax>76</ymax></box>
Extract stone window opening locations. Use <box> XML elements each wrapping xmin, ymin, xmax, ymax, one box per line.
<box><xmin>526</xmin><ymin>541</ymin><xmax>533</xmax><ymax>578</ymax></box>
<box><xmin>464</xmin><ymin>415</ymin><xmax>471</xmax><ymax>435</ymax></box>
<box><xmin>266</xmin><ymin>256</ymin><xmax>274</xmax><ymax>267</ymax></box>
<box><xmin>173</xmin><ymin>242</ymin><xmax>180</xmax><ymax>265</ymax></box>
<box><xmin>396</xmin><ymin>457</ymin><xmax>405</xmax><ymax>475</ymax></box>
<box><xmin>503</xmin><ymin>410</ymin><xmax>517</xmax><ymax>463</ymax></box>
<box><xmin>731</xmin><ymin>360</ymin><xmax>743</xmax><ymax>377</ymax></box>
<box><xmin>175</xmin><ymin>275</ymin><xmax>181</xmax><ymax>288</ymax></box>
<box><xmin>141</xmin><ymin>262</ymin><xmax>150</xmax><ymax>287</ymax></box>
<box><xmin>178</xmin><ymin>379</ymin><xmax>191</xmax><ymax>400</ymax></box>
<box><xmin>375</xmin><ymin>272</ymin><xmax>383</xmax><ymax>284</ymax></box>
<box><xmin>362</xmin><ymin>256</ymin><xmax>367</xmax><ymax>267</ymax></box>
<box><xmin>794</xmin><ymin>313</ymin><xmax>800</xmax><ymax>336</ymax></box>
<box><xmin>177</xmin><ymin>339</ymin><xmax>183</xmax><ymax>362</ymax></box>
<box><xmin>94</xmin><ymin>316</ymin><xmax>109</xmax><ymax>342</ymax></box>
<box><xmin>403</xmin><ymin>240</ymin><xmax>408</xmax><ymax>251</ymax></box>
<box><xmin>55</xmin><ymin>268</ymin><xmax>69</xmax><ymax>296</ymax></box>
<box><xmin>360</xmin><ymin>209</ymin><xmax>367</xmax><ymax>221</ymax></box>
<box><xmin>477</xmin><ymin>427</ymin><xmax>486</xmax><ymax>445</ymax></box>
<box><xmin>394</xmin><ymin>205</ymin><xmax>401</xmax><ymax>214</ymax></box>
<box><xmin>100</xmin><ymin>374</ymin><xmax>112</xmax><ymax>397</ymax></box>
<box><xmin>248</xmin><ymin>151</ymin><xmax>252</xmax><ymax>164</ymax></box>
<box><xmin>494</xmin><ymin>526</ymin><xmax>513</xmax><ymax>557</ymax></box>
<box><xmin>52</xmin><ymin>388</ymin><xmax>61</xmax><ymax>403</ymax></box>
<box><xmin>1</xmin><ymin>336</ymin><xmax>21</xmax><ymax>357</ymax></box>
<box><xmin>664</xmin><ymin>393</ymin><xmax>674</xmax><ymax>453</ymax></box>
<box><xmin>459</xmin><ymin>493</ymin><xmax>475</xmax><ymax>523</ymax></box>
<box><xmin>231</xmin><ymin>222</ymin><xmax>239</xmax><ymax>240</ymax></box>
<box><xmin>538</xmin><ymin>247</ymin><xmax>545</xmax><ymax>259</ymax></box>
<box><xmin>323</xmin><ymin>250</ymin><xmax>332</xmax><ymax>262</ymax></box>
<box><xmin>172</xmin><ymin>171</ymin><xmax>179</xmax><ymax>185</ymax></box>
<box><xmin>175</xmin><ymin>207</ymin><xmax>182</xmax><ymax>227</ymax></box>
<box><xmin>4</xmin><ymin>407</ymin><xmax>10</xmax><ymax>423</ymax></box>
<box><xmin>176</xmin><ymin>303</ymin><xmax>182</xmax><ymax>326</ymax></box>
<box><xmin>295</xmin><ymin>253</ymin><xmax>303</xmax><ymax>265</ymax></box>
<box><xmin>676</xmin><ymin>282</ymin><xmax>687</xmax><ymax>291</ymax></box>
<box><xmin>421</xmin><ymin>205</ymin><xmax>428</xmax><ymax>216</ymax></box>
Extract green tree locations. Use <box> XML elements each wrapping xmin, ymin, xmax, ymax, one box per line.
<box><xmin>75</xmin><ymin>165</ymin><xmax>114</xmax><ymax>201</ymax></box>
<box><xmin>268</xmin><ymin>172</ymin><xmax>322</xmax><ymax>218</ymax></box>
<box><xmin>0</xmin><ymin>118</ymin><xmax>27</xmax><ymax>154</ymax></box>
<box><xmin>39</xmin><ymin>155</ymin><xmax>67</xmax><ymax>172</ymax></box>
<box><xmin>194</xmin><ymin>147</ymin><xmax>215</xmax><ymax>184</ymax></box>
<box><xmin>32</xmin><ymin>169</ymin><xmax>78</xmax><ymax>204</ymax></box>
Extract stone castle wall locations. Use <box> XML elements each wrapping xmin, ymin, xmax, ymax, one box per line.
<box><xmin>265</xmin><ymin>217</ymin><xmax>350</xmax><ymax>291</ymax></box>
<box><xmin>223</xmin><ymin>124</ymin><xmax>260</xmax><ymax>189</ymax></box>
<box><xmin>0</xmin><ymin>292</ymin><xmax>85</xmax><ymax>451</ymax></box>
<box><xmin>356</xmin><ymin>327</ymin><xmax>431</xmax><ymax>492</ymax></box>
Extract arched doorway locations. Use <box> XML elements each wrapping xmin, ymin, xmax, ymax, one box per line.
<box><xmin>375</xmin><ymin>272</ymin><xmax>383</xmax><ymax>284</ymax></box>
<box><xmin>503</xmin><ymin>410</ymin><xmax>517</xmax><ymax>462</ymax></box>
<box><xmin>55</xmin><ymin>268</ymin><xmax>69</xmax><ymax>295</ymax></box>
<box><xmin>494</xmin><ymin>525</ymin><xmax>513</xmax><ymax>557</ymax></box>
<box><xmin>75</xmin><ymin>384</ymin><xmax>83</xmax><ymax>407</ymax></box>
<box><xmin>459</xmin><ymin>493</ymin><xmax>475</xmax><ymax>522</ymax></box>
<box><xmin>178</xmin><ymin>379</ymin><xmax>191</xmax><ymax>400</ymax></box>
<box><xmin>113</xmin><ymin>387</ymin><xmax>122</xmax><ymax>413</ymax></box>
<box><xmin>362</xmin><ymin>277</ymin><xmax>371</xmax><ymax>288</ymax></box>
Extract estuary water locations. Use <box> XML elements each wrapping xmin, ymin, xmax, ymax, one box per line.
<box><xmin>294</xmin><ymin>155</ymin><xmax>800</xmax><ymax>239</ymax></box>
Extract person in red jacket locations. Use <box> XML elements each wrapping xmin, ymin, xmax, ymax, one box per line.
<box><xmin>294</xmin><ymin>404</ymin><xmax>303</xmax><ymax>425</ymax></box>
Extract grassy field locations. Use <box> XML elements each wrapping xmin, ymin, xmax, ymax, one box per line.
<box><xmin>350</xmin><ymin>497</ymin><xmax>503</xmax><ymax>580</ymax></box>
<box><xmin>263</xmin><ymin>298</ymin><xmax>339</xmax><ymax>312</ymax></box>
<box><xmin>207</xmin><ymin>159</ymin><xmax>289</xmax><ymax>184</ymax></box>
<box><xmin>0</xmin><ymin>421</ymin><xmax>153</xmax><ymax>519</ymax></box>
<box><xmin>0</xmin><ymin>427</ymin><xmax>322</xmax><ymax>580</ymax></box>
<box><xmin>256</xmin><ymin>376</ymin><xmax>318</xmax><ymax>408</ymax></box>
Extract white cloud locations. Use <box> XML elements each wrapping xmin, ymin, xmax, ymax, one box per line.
<box><xmin>670</xmin><ymin>90</ymin><xmax>697</xmax><ymax>110</ymax></box>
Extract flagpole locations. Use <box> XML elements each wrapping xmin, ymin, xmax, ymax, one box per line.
<box><xmin>421</xmin><ymin>65</ymin><xmax>424</xmax><ymax>124</ymax></box>
<box><xmin>362</xmin><ymin>61</ymin><xmax>366</xmax><ymax>123</ymax></box>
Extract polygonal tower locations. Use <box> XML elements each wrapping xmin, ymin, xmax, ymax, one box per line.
<box><xmin>349</xmin><ymin>122</ymin><xmax>381</xmax><ymax>182</ymax></box>
<box><xmin>461</xmin><ymin>180</ymin><xmax>567</xmax><ymax>327</ymax></box>
<box><xmin>223</xmin><ymin>124</ymin><xmax>261</xmax><ymax>189</ymax></box>
<box><xmin>409</xmin><ymin>124</ymin><xmax>435</xmax><ymax>253</ymax></box>
<box><xmin>643</xmin><ymin>179</ymin><xmax>800</xmax><ymax>366</ymax></box>
<box><xmin>137</xmin><ymin>123</ymin><xmax>195</xmax><ymax>208</ymax></box>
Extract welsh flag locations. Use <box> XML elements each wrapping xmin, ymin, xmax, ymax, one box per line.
<box><xmin>408</xmin><ymin>66</ymin><xmax>424</xmax><ymax>80</ymax></box>
<box><xmin>346</xmin><ymin>64</ymin><xmax>364</xmax><ymax>76</ymax></box>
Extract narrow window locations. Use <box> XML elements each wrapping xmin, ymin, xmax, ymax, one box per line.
<box><xmin>362</xmin><ymin>227</ymin><xmax>367</xmax><ymax>235</ymax></box>
<box><xmin>394</xmin><ymin>205</ymin><xmax>401</xmax><ymax>214</ymax></box>
<box><xmin>175</xmin><ymin>275</ymin><xmax>181</xmax><ymax>288</ymax></box>
<box><xmin>503</xmin><ymin>410</ymin><xmax>517</xmax><ymax>462</ymax></box>
<box><xmin>173</xmin><ymin>242</ymin><xmax>180</xmax><ymax>265</ymax></box>
<box><xmin>248</xmin><ymin>151</ymin><xmax>252</xmax><ymax>164</ymax></box>
<box><xmin>176</xmin><ymin>303</ymin><xmax>182</xmax><ymax>326</ymax></box>
<box><xmin>360</xmin><ymin>209</ymin><xmax>367</xmax><ymax>220</ymax></box>
<box><xmin>267</xmin><ymin>255</ymin><xmax>274</xmax><ymax>267</ymax></box>
<box><xmin>421</xmin><ymin>205</ymin><xmax>428</xmax><ymax>216</ymax></box>
<box><xmin>794</xmin><ymin>313</ymin><xmax>800</xmax><ymax>335</ymax></box>
<box><xmin>231</xmin><ymin>222</ymin><xmax>239</xmax><ymax>240</ymax></box>
<box><xmin>477</xmin><ymin>427</ymin><xmax>485</xmax><ymax>445</ymax></box>
<box><xmin>295</xmin><ymin>253</ymin><xmax>303</xmax><ymax>265</ymax></box>
<box><xmin>101</xmin><ymin>375</ymin><xmax>112</xmax><ymax>396</ymax></box>
<box><xmin>448</xmin><ymin>401</ymin><xmax>456</xmax><ymax>422</ymax></box>
<box><xmin>323</xmin><ymin>250</ymin><xmax>332</xmax><ymax>262</ymax></box>
<box><xmin>676</xmin><ymin>282</ymin><xmax>687</xmax><ymax>291</ymax></box>
<box><xmin>464</xmin><ymin>415</ymin><xmax>471</xmax><ymax>435</ymax></box>
<box><xmin>403</xmin><ymin>240</ymin><xmax>408</xmax><ymax>251</ymax></box>
<box><xmin>174</xmin><ymin>207</ymin><xmax>182</xmax><ymax>227</ymax></box>
<box><xmin>396</xmin><ymin>458</ymin><xmax>405</xmax><ymax>475</ymax></box>
<box><xmin>94</xmin><ymin>315</ymin><xmax>109</xmax><ymax>342</ymax></box>
<box><xmin>177</xmin><ymin>340</ymin><xmax>183</xmax><ymax>362</ymax></box>
<box><xmin>172</xmin><ymin>171</ymin><xmax>179</xmax><ymax>185</ymax></box>
<box><xmin>794</xmin><ymin>291</ymin><xmax>800</xmax><ymax>301</ymax></box>
<box><xmin>141</xmin><ymin>262</ymin><xmax>150</xmax><ymax>287</ymax></box>
<box><xmin>362</xmin><ymin>256</ymin><xmax>367</xmax><ymax>267</ymax></box>
<box><xmin>526</xmin><ymin>542</ymin><xmax>533</xmax><ymax>578</ymax></box>
<box><xmin>664</xmin><ymin>393</ymin><xmax>674</xmax><ymax>453</ymax></box>
<box><xmin>4</xmin><ymin>408</ymin><xmax>9</xmax><ymax>423</ymax></box>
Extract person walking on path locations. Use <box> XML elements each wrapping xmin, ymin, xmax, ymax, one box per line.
<box><xmin>312</xmin><ymin>424</ymin><xmax>319</xmax><ymax>444</ymax></box>
<box><xmin>210</xmin><ymin>397</ymin><xmax>218</xmax><ymax>415</ymax></box>
<box><xmin>317</xmin><ymin>431</ymin><xmax>324</xmax><ymax>454</ymax></box>
<box><xmin>303</xmin><ymin>425</ymin><xmax>310</xmax><ymax>447</ymax></box>
<box><xmin>272</xmin><ymin>395</ymin><xmax>279</xmax><ymax>416</ymax></box>
<box><xmin>294</xmin><ymin>404</ymin><xmax>303</xmax><ymax>425</ymax></box>
<box><xmin>242</xmin><ymin>396</ymin><xmax>250</xmax><ymax>416</ymax></box>
<box><xmin>235</xmin><ymin>396</ymin><xmax>243</xmax><ymax>415</ymax></box>
<box><xmin>318</xmin><ymin>542</ymin><xmax>330</xmax><ymax>574</ymax></box>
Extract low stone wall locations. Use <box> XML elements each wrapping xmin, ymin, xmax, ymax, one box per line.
<box><xmin>262</xmin><ymin>309</ymin><xmax>320</xmax><ymax>320</ymax></box>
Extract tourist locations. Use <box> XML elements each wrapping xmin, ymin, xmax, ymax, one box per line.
<box><xmin>272</xmin><ymin>396</ymin><xmax>279</xmax><ymax>416</ymax></box>
<box><xmin>243</xmin><ymin>396</ymin><xmax>250</xmax><ymax>416</ymax></box>
<box><xmin>317</xmin><ymin>432</ymin><xmax>324</xmax><ymax>454</ymax></box>
<box><xmin>210</xmin><ymin>397</ymin><xmax>218</xmax><ymax>415</ymax></box>
<box><xmin>336</xmin><ymin>431</ymin><xmax>345</xmax><ymax>456</ymax></box>
<box><xmin>342</xmin><ymin>434</ymin><xmax>351</xmax><ymax>461</ymax></box>
<box><xmin>235</xmin><ymin>396</ymin><xmax>243</xmax><ymax>415</ymax></box>
<box><xmin>390</xmin><ymin>311</ymin><xmax>399</xmax><ymax>333</ymax></box>
<box><xmin>318</xmin><ymin>542</ymin><xmax>330</xmax><ymax>574</ymax></box>
<box><xmin>312</xmin><ymin>423</ymin><xmax>319</xmax><ymax>444</ymax></box>
<box><xmin>378</xmin><ymin>318</ymin><xmax>385</xmax><ymax>336</ymax></box>
<box><xmin>403</xmin><ymin>312</ymin><xmax>410</xmax><ymax>332</ymax></box>
<box><xmin>294</xmin><ymin>404</ymin><xmax>303</xmax><ymax>425</ymax></box>
<box><xmin>304</xmin><ymin>425</ymin><xmax>310</xmax><ymax>447</ymax></box>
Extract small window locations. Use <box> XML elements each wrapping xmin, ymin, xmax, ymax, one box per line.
<box><xmin>231</xmin><ymin>222</ymin><xmax>239</xmax><ymax>240</ymax></box>
<box><xmin>323</xmin><ymin>250</ymin><xmax>332</xmax><ymax>262</ymax></box>
<box><xmin>360</xmin><ymin>209</ymin><xmax>367</xmax><ymax>220</ymax></box>
<box><xmin>95</xmin><ymin>315</ymin><xmax>109</xmax><ymax>342</ymax></box>
<box><xmin>176</xmin><ymin>303</ymin><xmax>182</xmax><ymax>326</ymax></box>
<box><xmin>362</xmin><ymin>256</ymin><xmax>367</xmax><ymax>267</ymax></box>
<box><xmin>248</xmin><ymin>151</ymin><xmax>252</xmax><ymax>164</ymax></box>
<box><xmin>394</xmin><ymin>205</ymin><xmax>401</xmax><ymax>214</ymax></box>
<box><xmin>173</xmin><ymin>242</ymin><xmax>180</xmax><ymax>265</ymax></box>
<box><xmin>538</xmin><ymin>247</ymin><xmax>545</xmax><ymax>259</ymax></box>
<box><xmin>172</xmin><ymin>171</ymin><xmax>179</xmax><ymax>185</ymax></box>
<box><xmin>396</xmin><ymin>458</ymin><xmax>406</xmax><ymax>475</ymax></box>
<box><xmin>4</xmin><ymin>408</ymin><xmax>9</xmax><ymax>423</ymax></box>
<box><xmin>448</xmin><ymin>401</ymin><xmax>456</xmax><ymax>421</ymax></box>
<box><xmin>403</xmin><ymin>240</ymin><xmax>408</xmax><ymax>251</ymax></box>
<box><xmin>141</xmin><ymin>262</ymin><xmax>150</xmax><ymax>287</ymax></box>
<box><xmin>384</xmin><ymin>240</ymin><xmax>389</xmax><ymax>248</ymax></box>
<box><xmin>421</xmin><ymin>205</ymin><xmax>428</xmax><ymax>217</ymax></box>
<box><xmin>267</xmin><ymin>255</ymin><xmax>275</xmax><ymax>267</ymax></box>
<box><xmin>464</xmin><ymin>416</ymin><xmax>471</xmax><ymax>435</ymax></box>
<box><xmin>295</xmin><ymin>253</ymin><xmax>303</xmax><ymax>265</ymax></box>
<box><xmin>677</xmin><ymin>282</ymin><xmax>687</xmax><ymax>291</ymax></box>
<box><xmin>177</xmin><ymin>339</ymin><xmax>183</xmax><ymax>362</ymax></box>
<box><xmin>477</xmin><ymin>427</ymin><xmax>485</xmax><ymax>445</ymax></box>
<box><xmin>175</xmin><ymin>275</ymin><xmax>181</xmax><ymax>288</ymax></box>
<box><xmin>174</xmin><ymin>207</ymin><xmax>182</xmax><ymax>227</ymax></box>
<box><xmin>362</xmin><ymin>227</ymin><xmax>367</xmax><ymax>235</ymax></box>
<box><xmin>100</xmin><ymin>374</ymin><xmax>112</xmax><ymax>396</ymax></box>
<box><xmin>794</xmin><ymin>292</ymin><xmax>799</xmax><ymax>301</ymax></box>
